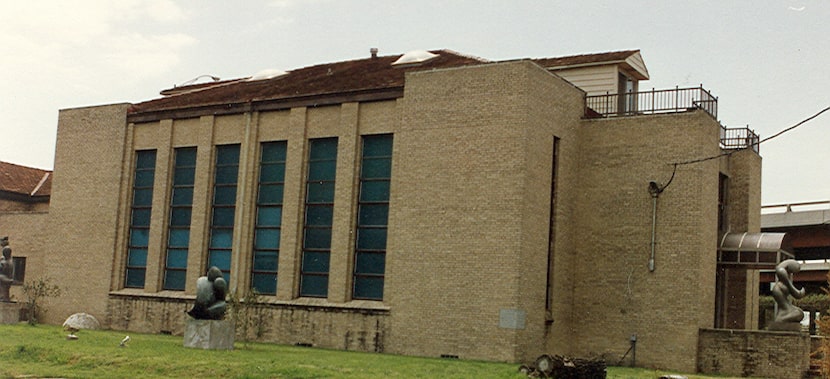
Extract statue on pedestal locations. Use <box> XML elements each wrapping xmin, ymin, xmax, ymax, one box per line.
<box><xmin>186</xmin><ymin>266</ymin><xmax>227</xmax><ymax>320</ymax></box>
<box><xmin>0</xmin><ymin>237</ymin><xmax>14</xmax><ymax>302</ymax></box>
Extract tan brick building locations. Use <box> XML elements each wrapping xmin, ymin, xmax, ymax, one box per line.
<box><xmin>5</xmin><ymin>49</ymin><xmax>764</xmax><ymax>372</ymax></box>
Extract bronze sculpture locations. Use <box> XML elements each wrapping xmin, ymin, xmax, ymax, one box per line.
<box><xmin>186</xmin><ymin>266</ymin><xmax>227</xmax><ymax>320</ymax></box>
<box><xmin>0</xmin><ymin>237</ymin><xmax>14</xmax><ymax>302</ymax></box>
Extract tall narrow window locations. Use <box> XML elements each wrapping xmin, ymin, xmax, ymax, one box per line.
<box><xmin>545</xmin><ymin>137</ymin><xmax>560</xmax><ymax>313</ymax></box>
<box><xmin>125</xmin><ymin>150</ymin><xmax>156</xmax><ymax>288</ymax></box>
<box><xmin>300</xmin><ymin>138</ymin><xmax>338</xmax><ymax>297</ymax></box>
<box><xmin>353</xmin><ymin>134</ymin><xmax>393</xmax><ymax>300</ymax></box>
<box><xmin>718</xmin><ymin>174</ymin><xmax>729</xmax><ymax>233</ymax></box>
<box><xmin>251</xmin><ymin>141</ymin><xmax>287</xmax><ymax>295</ymax></box>
<box><xmin>164</xmin><ymin>147</ymin><xmax>196</xmax><ymax>290</ymax></box>
<box><xmin>12</xmin><ymin>257</ymin><xmax>25</xmax><ymax>285</ymax></box>
<box><xmin>208</xmin><ymin>144</ymin><xmax>240</xmax><ymax>282</ymax></box>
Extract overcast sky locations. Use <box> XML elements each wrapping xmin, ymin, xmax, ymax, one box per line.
<box><xmin>0</xmin><ymin>0</ymin><xmax>827</xmax><ymax>205</ymax></box>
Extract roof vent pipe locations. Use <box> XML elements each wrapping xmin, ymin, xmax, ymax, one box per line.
<box><xmin>370</xmin><ymin>47</ymin><xmax>378</xmax><ymax>59</ymax></box>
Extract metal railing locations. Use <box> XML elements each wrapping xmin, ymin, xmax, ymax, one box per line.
<box><xmin>720</xmin><ymin>125</ymin><xmax>760</xmax><ymax>153</ymax></box>
<box><xmin>762</xmin><ymin>200</ymin><xmax>830</xmax><ymax>214</ymax></box>
<box><xmin>585</xmin><ymin>85</ymin><xmax>718</xmax><ymax>119</ymax></box>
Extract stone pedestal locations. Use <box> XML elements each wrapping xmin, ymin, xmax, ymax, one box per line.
<box><xmin>0</xmin><ymin>302</ymin><xmax>23</xmax><ymax>324</ymax></box>
<box><xmin>183</xmin><ymin>319</ymin><xmax>234</xmax><ymax>350</ymax></box>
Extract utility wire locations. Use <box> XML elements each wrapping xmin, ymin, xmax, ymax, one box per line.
<box><xmin>670</xmin><ymin>105</ymin><xmax>830</xmax><ymax>166</ymax></box>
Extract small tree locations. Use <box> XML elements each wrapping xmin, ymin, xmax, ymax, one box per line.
<box><xmin>22</xmin><ymin>277</ymin><xmax>61</xmax><ymax>325</ymax></box>
<box><xmin>227</xmin><ymin>287</ymin><xmax>265</xmax><ymax>348</ymax></box>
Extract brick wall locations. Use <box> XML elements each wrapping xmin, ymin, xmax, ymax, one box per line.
<box><xmin>569</xmin><ymin>110</ymin><xmax>723</xmax><ymax>371</ymax></box>
<box><xmin>0</xmin><ymin>211</ymin><xmax>49</xmax><ymax>302</ymax></box>
<box><xmin>698</xmin><ymin>328</ymin><xmax>810</xmax><ymax>379</ymax></box>
<box><xmin>43</xmin><ymin>103</ymin><xmax>130</xmax><ymax>324</ymax></box>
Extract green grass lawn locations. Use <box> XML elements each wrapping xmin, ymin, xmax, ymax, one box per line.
<box><xmin>1</xmin><ymin>324</ymin><xmax>748</xmax><ymax>378</ymax></box>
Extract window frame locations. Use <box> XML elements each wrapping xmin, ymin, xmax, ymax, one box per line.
<box><xmin>299</xmin><ymin>137</ymin><xmax>338</xmax><ymax>298</ymax></box>
<box><xmin>352</xmin><ymin>134</ymin><xmax>393</xmax><ymax>301</ymax></box>
<box><xmin>124</xmin><ymin>149</ymin><xmax>157</xmax><ymax>289</ymax></box>
<box><xmin>207</xmin><ymin>144</ymin><xmax>241</xmax><ymax>283</ymax></box>
<box><xmin>251</xmin><ymin>141</ymin><xmax>287</xmax><ymax>295</ymax></box>
<box><xmin>162</xmin><ymin>147</ymin><xmax>197</xmax><ymax>291</ymax></box>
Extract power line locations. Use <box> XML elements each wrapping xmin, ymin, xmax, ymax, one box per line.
<box><xmin>671</xmin><ymin>105</ymin><xmax>830</xmax><ymax>166</ymax></box>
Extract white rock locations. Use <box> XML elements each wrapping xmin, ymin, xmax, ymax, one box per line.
<box><xmin>63</xmin><ymin>312</ymin><xmax>101</xmax><ymax>331</ymax></box>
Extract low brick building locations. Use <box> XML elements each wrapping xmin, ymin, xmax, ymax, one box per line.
<box><xmin>0</xmin><ymin>161</ymin><xmax>51</xmax><ymax>299</ymax></box>
<box><xmin>6</xmin><ymin>49</ymin><xmax>765</xmax><ymax>372</ymax></box>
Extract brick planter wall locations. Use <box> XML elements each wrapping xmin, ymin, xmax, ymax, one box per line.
<box><xmin>697</xmin><ymin>328</ymin><xmax>810</xmax><ymax>379</ymax></box>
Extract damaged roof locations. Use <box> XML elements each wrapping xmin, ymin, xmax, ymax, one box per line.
<box><xmin>129</xmin><ymin>49</ymin><xmax>486</xmax><ymax>120</ymax></box>
<box><xmin>128</xmin><ymin>49</ymin><xmax>646</xmax><ymax>122</ymax></box>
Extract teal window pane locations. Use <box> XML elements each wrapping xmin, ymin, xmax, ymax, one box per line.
<box><xmin>164</xmin><ymin>270</ymin><xmax>186</xmax><ymax>291</ymax></box>
<box><xmin>355</xmin><ymin>252</ymin><xmax>385</xmax><ymax>274</ymax></box>
<box><xmin>252</xmin><ymin>273</ymin><xmax>277</xmax><ymax>295</ymax></box>
<box><xmin>353</xmin><ymin>276</ymin><xmax>383</xmax><ymax>300</ymax></box>
<box><xmin>362</xmin><ymin>135</ymin><xmax>393</xmax><ymax>157</ymax></box>
<box><xmin>303</xmin><ymin>228</ymin><xmax>332</xmax><ymax>250</ymax></box>
<box><xmin>172</xmin><ymin>187</ymin><xmax>193</xmax><ymax>205</ymax></box>
<box><xmin>215</xmin><ymin>166</ymin><xmax>239</xmax><ymax>185</ymax></box>
<box><xmin>173</xmin><ymin>167</ymin><xmax>195</xmax><ymax>185</ymax></box>
<box><xmin>135</xmin><ymin>170</ymin><xmax>156</xmax><ymax>187</ymax></box>
<box><xmin>300</xmin><ymin>275</ymin><xmax>328</xmax><ymax>297</ymax></box>
<box><xmin>260</xmin><ymin>163</ymin><xmax>286</xmax><ymax>183</ymax></box>
<box><xmin>167</xmin><ymin>229</ymin><xmax>190</xmax><ymax>247</ymax></box>
<box><xmin>359</xmin><ymin>204</ymin><xmax>389</xmax><ymax>226</ymax></box>
<box><xmin>307</xmin><ymin>182</ymin><xmax>335</xmax><ymax>203</ymax></box>
<box><xmin>131</xmin><ymin>209</ymin><xmax>151</xmax><ymax>227</ymax></box>
<box><xmin>261</xmin><ymin>142</ymin><xmax>287</xmax><ymax>162</ymax></box>
<box><xmin>360</xmin><ymin>181</ymin><xmax>390</xmax><ymax>202</ymax></box>
<box><xmin>308</xmin><ymin>160</ymin><xmax>337</xmax><ymax>181</ymax></box>
<box><xmin>253</xmin><ymin>251</ymin><xmax>279</xmax><ymax>271</ymax></box>
<box><xmin>166</xmin><ymin>249</ymin><xmax>188</xmax><ymax>268</ymax></box>
<box><xmin>170</xmin><ymin>208</ymin><xmax>192</xmax><ymax>226</ymax></box>
<box><xmin>209</xmin><ymin>250</ymin><xmax>232</xmax><ymax>271</ymax></box>
<box><xmin>136</xmin><ymin>150</ymin><xmax>157</xmax><ymax>168</ymax></box>
<box><xmin>129</xmin><ymin>229</ymin><xmax>149</xmax><ymax>247</ymax></box>
<box><xmin>217</xmin><ymin>145</ymin><xmax>240</xmax><ymax>164</ymax></box>
<box><xmin>256</xmin><ymin>207</ymin><xmax>282</xmax><ymax>227</ymax></box>
<box><xmin>175</xmin><ymin>148</ymin><xmax>197</xmax><ymax>166</ymax></box>
<box><xmin>210</xmin><ymin>229</ymin><xmax>233</xmax><ymax>248</ymax></box>
<box><xmin>305</xmin><ymin>205</ymin><xmax>333</xmax><ymax>226</ymax></box>
<box><xmin>133</xmin><ymin>188</ymin><xmax>154</xmax><ymax>207</ymax></box>
<box><xmin>254</xmin><ymin>229</ymin><xmax>280</xmax><ymax>250</ymax></box>
<box><xmin>213</xmin><ymin>186</ymin><xmax>237</xmax><ymax>205</ymax></box>
<box><xmin>361</xmin><ymin>158</ymin><xmax>392</xmax><ymax>179</ymax></box>
<box><xmin>302</xmin><ymin>252</ymin><xmax>330</xmax><ymax>273</ymax></box>
<box><xmin>212</xmin><ymin>207</ymin><xmax>235</xmax><ymax>227</ymax></box>
<box><xmin>357</xmin><ymin>228</ymin><xmax>387</xmax><ymax>250</ymax></box>
<box><xmin>127</xmin><ymin>249</ymin><xmax>147</xmax><ymax>266</ymax></box>
<box><xmin>125</xmin><ymin>268</ymin><xmax>146</xmax><ymax>288</ymax></box>
<box><xmin>258</xmin><ymin>184</ymin><xmax>284</xmax><ymax>204</ymax></box>
<box><xmin>309</xmin><ymin>138</ymin><xmax>338</xmax><ymax>160</ymax></box>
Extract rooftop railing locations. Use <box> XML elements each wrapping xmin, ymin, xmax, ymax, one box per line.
<box><xmin>721</xmin><ymin>125</ymin><xmax>760</xmax><ymax>153</ymax></box>
<box><xmin>585</xmin><ymin>85</ymin><xmax>760</xmax><ymax>153</ymax></box>
<box><xmin>586</xmin><ymin>85</ymin><xmax>718</xmax><ymax>119</ymax></box>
